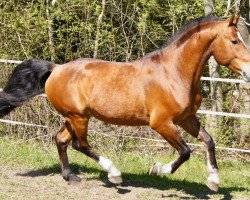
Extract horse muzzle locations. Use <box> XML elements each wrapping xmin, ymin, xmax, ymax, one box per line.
<box><xmin>236</xmin><ymin>61</ymin><xmax>250</xmax><ymax>82</ymax></box>
<box><xmin>241</xmin><ymin>64</ymin><xmax>250</xmax><ymax>82</ymax></box>
<box><xmin>243</xmin><ymin>71</ymin><xmax>250</xmax><ymax>82</ymax></box>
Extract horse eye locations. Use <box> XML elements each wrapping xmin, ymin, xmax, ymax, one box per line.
<box><xmin>231</xmin><ymin>40</ymin><xmax>239</xmax><ymax>45</ymax></box>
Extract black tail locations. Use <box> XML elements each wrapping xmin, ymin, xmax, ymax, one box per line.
<box><xmin>0</xmin><ymin>59</ymin><xmax>54</xmax><ymax>117</ymax></box>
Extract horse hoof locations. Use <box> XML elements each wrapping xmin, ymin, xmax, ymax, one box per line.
<box><xmin>207</xmin><ymin>181</ymin><xmax>219</xmax><ymax>192</ymax></box>
<box><xmin>149</xmin><ymin>166</ymin><xmax>158</xmax><ymax>176</ymax></box>
<box><xmin>67</xmin><ymin>173</ymin><xmax>82</xmax><ymax>182</ymax></box>
<box><xmin>149</xmin><ymin>162</ymin><xmax>162</xmax><ymax>176</ymax></box>
<box><xmin>108</xmin><ymin>176</ymin><xmax>123</xmax><ymax>185</ymax></box>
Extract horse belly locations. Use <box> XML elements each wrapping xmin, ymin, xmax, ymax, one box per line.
<box><xmin>88</xmin><ymin>90</ymin><xmax>149</xmax><ymax>126</ymax></box>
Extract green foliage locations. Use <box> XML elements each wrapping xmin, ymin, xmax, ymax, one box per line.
<box><xmin>0</xmin><ymin>0</ymin><xmax>248</xmax><ymax>148</ymax></box>
<box><xmin>0</xmin><ymin>0</ymin><xmax>228</xmax><ymax>62</ymax></box>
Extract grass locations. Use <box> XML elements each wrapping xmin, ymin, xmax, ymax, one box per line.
<box><xmin>0</xmin><ymin>137</ymin><xmax>249</xmax><ymax>199</ymax></box>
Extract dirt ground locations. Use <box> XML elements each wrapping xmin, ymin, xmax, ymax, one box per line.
<box><xmin>0</xmin><ymin>165</ymin><xmax>248</xmax><ymax>200</ymax></box>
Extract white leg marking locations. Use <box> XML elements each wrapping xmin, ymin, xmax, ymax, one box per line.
<box><xmin>152</xmin><ymin>161</ymin><xmax>174</xmax><ymax>175</ymax></box>
<box><xmin>207</xmin><ymin>162</ymin><xmax>220</xmax><ymax>184</ymax></box>
<box><xmin>98</xmin><ymin>156</ymin><xmax>112</xmax><ymax>171</ymax></box>
<box><xmin>98</xmin><ymin>156</ymin><xmax>121</xmax><ymax>177</ymax></box>
<box><xmin>161</xmin><ymin>161</ymin><xmax>174</xmax><ymax>174</ymax></box>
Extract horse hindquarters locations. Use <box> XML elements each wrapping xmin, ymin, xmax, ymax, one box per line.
<box><xmin>55</xmin><ymin>115</ymin><xmax>123</xmax><ymax>184</ymax></box>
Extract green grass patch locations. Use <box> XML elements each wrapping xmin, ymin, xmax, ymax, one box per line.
<box><xmin>0</xmin><ymin>137</ymin><xmax>249</xmax><ymax>199</ymax></box>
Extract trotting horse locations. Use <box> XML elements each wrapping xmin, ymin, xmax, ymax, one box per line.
<box><xmin>1</xmin><ymin>15</ymin><xmax>250</xmax><ymax>191</ymax></box>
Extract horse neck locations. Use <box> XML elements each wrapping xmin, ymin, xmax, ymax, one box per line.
<box><xmin>162</xmin><ymin>22</ymin><xmax>220</xmax><ymax>86</ymax></box>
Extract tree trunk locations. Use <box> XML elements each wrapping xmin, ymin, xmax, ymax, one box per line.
<box><xmin>46</xmin><ymin>0</ymin><xmax>56</xmax><ymax>62</ymax></box>
<box><xmin>237</xmin><ymin>0</ymin><xmax>250</xmax><ymax>146</ymax></box>
<box><xmin>93</xmin><ymin>0</ymin><xmax>106</xmax><ymax>59</ymax></box>
<box><xmin>204</xmin><ymin>0</ymin><xmax>215</xmax><ymax>16</ymax></box>
<box><xmin>204</xmin><ymin>0</ymin><xmax>224</xmax><ymax>131</ymax></box>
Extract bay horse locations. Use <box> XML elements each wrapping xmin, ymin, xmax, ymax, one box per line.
<box><xmin>1</xmin><ymin>15</ymin><xmax>250</xmax><ymax>192</ymax></box>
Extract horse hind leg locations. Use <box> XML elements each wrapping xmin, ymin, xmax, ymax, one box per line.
<box><xmin>69</xmin><ymin>116</ymin><xmax>122</xmax><ymax>184</ymax></box>
<box><xmin>149</xmin><ymin>120</ymin><xmax>191</xmax><ymax>176</ymax></box>
<box><xmin>54</xmin><ymin>122</ymin><xmax>81</xmax><ymax>182</ymax></box>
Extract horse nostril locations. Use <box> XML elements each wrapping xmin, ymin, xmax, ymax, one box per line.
<box><xmin>242</xmin><ymin>71</ymin><xmax>250</xmax><ymax>82</ymax></box>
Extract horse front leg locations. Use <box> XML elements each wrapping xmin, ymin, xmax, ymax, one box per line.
<box><xmin>149</xmin><ymin>120</ymin><xmax>191</xmax><ymax>176</ymax></box>
<box><xmin>178</xmin><ymin>115</ymin><xmax>219</xmax><ymax>191</ymax></box>
<box><xmin>54</xmin><ymin>122</ymin><xmax>82</xmax><ymax>182</ymax></box>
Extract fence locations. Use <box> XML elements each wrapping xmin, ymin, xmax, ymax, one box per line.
<box><xmin>0</xmin><ymin>59</ymin><xmax>249</xmax><ymax>154</ymax></box>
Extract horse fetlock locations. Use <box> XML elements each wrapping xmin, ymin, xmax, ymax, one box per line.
<box><xmin>161</xmin><ymin>161</ymin><xmax>174</xmax><ymax>174</ymax></box>
<box><xmin>208</xmin><ymin>172</ymin><xmax>220</xmax><ymax>185</ymax></box>
<box><xmin>62</xmin><ymin>169</ymin><xmax>71</xmax><ymax>180</ymax></box>
<box><xmin>62</xmin><ymin>169</ymin><xmax>81</xmax><ymax>182</ymax></box>
<box><xmin>107</xmin><ymin>164</ymin><xmax>122</xmax><ymax>185</ymax></box>
<box><xmin>68</xmin><ymin>173</ymin><xmax>82</xmax><ymax>182</ymax></box>
<box><xmin>108</xmin><ymin>165</ymin><xmax>122</xmax><ymax>184</ymax></box>
<box><xmin>108</xmin><ymin>165</ymin><xmax>122</xmax><ymax>178</ymax></box>
<box><xmin>107</xmin><ymin>163</ymin><xmax>122</xmax><ymax>185</ymax></box>
<box><xmin>207</xmin><ymin>171</ymin><xmax>219</xmax><ymax>192</ymax></box>
<box><xmin>99</xmin><ymin>156</ymin><xmax>122</xmax><ymax>184</ymax></box>
<box><xmin>207</xmin><ymin>164</ymin><xmax>219</xmax><ymax>183</ymax></box>
<box><xmin>149</xmin><ymin>162</ymin><xmax>163</xmax><ymax>175</ymax></box>
<box><xmin>207</xmin><ymin>180</ymin><xmax>219</xmax><ymax>192</ymax></box>
<box><xmin>149</xmin><ymin>161</ymin><xmax>174</xmax><ymax>176</ymax></box>
<box><xmin>98</xmin><ymin>156</ymin><xmax>113</xmax><ymax>171</ymax></box>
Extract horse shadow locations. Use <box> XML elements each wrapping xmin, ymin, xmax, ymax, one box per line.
<box><xmin>17</xmin><ymin>163</ymin><xmax>248</xmax><ymax>199</ymax></box>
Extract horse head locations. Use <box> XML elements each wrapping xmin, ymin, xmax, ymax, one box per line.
<box><xmin>211</xmin><ymin>15</ymin><xmax>250</xmax><ymax>82</ymax></box>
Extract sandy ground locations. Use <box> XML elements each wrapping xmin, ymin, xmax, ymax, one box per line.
<box><xmin>0</xmin><ymin>165</ymin><xmax>248</xmax><ymax>200</ymax></box>
<box><xmin>0</xmin><ymin>165</ymin><xmax>184</xmax><ymax>200</ymax></box>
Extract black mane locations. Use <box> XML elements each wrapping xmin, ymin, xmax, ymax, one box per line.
<box><xmin>166</xmin><ymin>16</ymin><xmax>223</xmax><ymax>47</ymax></box>
<box><xmin>143</xmin><ymin>16</ymin><xmax>224</xmax><ymax>59</ymax></box>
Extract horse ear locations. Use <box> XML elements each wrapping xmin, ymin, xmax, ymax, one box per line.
<box><xmin>233</xmin><ymin>15</ymin><xmax>239</xmax><ymax>25</ymax></box>
<box><xmin>228</xmin><ymin>15</ymin><xmax>239</xmax><ymax>27</ymax></box>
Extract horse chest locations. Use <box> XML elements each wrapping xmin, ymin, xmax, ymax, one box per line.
<box><xmin>150</xmin><ymin>83</ymin><xmax>201</xmax><ymax>122</ymax></box>
<box><xmin>172</xmin><ymin>89</ymin><xmax>202</xmax><ymax>119</ymax></box>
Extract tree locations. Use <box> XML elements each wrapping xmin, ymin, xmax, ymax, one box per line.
<box><xmin>46</xmin><ymin>0</ymin><xmax>56</xmax><ymax>61</ymax></box>
<box><xmin>204</xmin><ymin>0</ymin><xmax>223</xmax><ymax>131</ymax></box>
<box><xmin>237</xmin><ymin>0</ymin><xmax>250</xmax><ymax>146</ymax></box>
<box><xmin>93</xmin><ymin>0</ymin><xmax>106</xmax><ymax>59</ymax></box>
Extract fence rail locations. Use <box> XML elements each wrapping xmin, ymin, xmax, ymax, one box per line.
<box><xmin>0</xmin><ymin>59</ymin><xmax>22</xmax><ymax>64</ymax></box>
<box><xmin>0</xmin><ymin>119</ymin><xmax>48</xmax><ymax>128</ymax></box>
<box><xmin>197</xmin><ymin>110</ymin><xmax>250</xmax><ymax>119</ymax></box>
<box><xmin>0</xmin><ymin>117</ymin><xmax>249</xmax><ymax>153</ymax></box>
<box><xmin>200</xmin><ymin>76</ymin><xmax>246</xmax><ymax>84</ymax></box>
